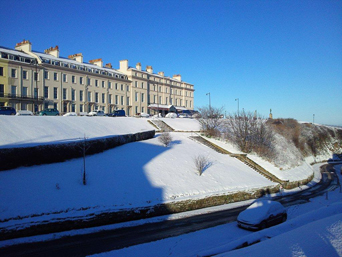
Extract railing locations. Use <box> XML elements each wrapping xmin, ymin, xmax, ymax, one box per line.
<box><xmin>0</xmin><ymin>93</ymin><xmax>44</xmax><ymax>101</ymax></box>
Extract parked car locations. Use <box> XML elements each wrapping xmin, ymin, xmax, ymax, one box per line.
<box><xmin>0</xmin><ymin>106</ymin><xmax>16</xmax><ymax>115</ymax></box>
<box><xmin>16</xmin><ymin>110</ymin><xmax>33</xmax><ymax>116</ymax></box>
<box><xmin>39</xmin><ymin>108</ymin><xmax>59</xmax><ymax>116</ymax></box>
<box><xmin>237</xmin><ymin>200</ymin><xmax>287</xmax><ymax>230</ymax></box>
<box><xmin>88</xmin><ymin>110</ymin><xmax>105</xmax><ymax>116</ymax></box>
<box><xmin>139</xmin><ymin>112</ymin><xmax>150</xmax><ymax>118</ymax></box>
<box><xmin>165</xmin><ymin>112</ymin><xmax>178</xmax><ymax>118</ymax></box>
<box><xmin>63</xmin><ymin>112</ymin><xmax>77</xmax><ymax>116</ymax></box>
<box><xmin>108</xmin><ymin>110</ymin><xmax>126</xmax><ymax>117</ymax></box>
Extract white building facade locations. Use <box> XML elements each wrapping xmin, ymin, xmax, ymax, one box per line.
<box><xmin>0</xmin><ymin>40</ymin><xmax>194</xmax><ymax>116</ymax></box>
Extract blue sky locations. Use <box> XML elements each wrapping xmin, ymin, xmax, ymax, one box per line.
<box><xmin>1</xmin><ymin>0</ymin><xmax>341</xmax><ymax>125</ymax></box>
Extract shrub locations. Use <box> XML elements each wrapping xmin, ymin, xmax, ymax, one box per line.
<box><xmin>193</xmin><ymin>155</ymin><xmax>211</xmax><ymax>176</ymax></box>
<box><xmin>158</xmin><ymin>132</ymin><xmax>172</xmax><ymax>147</ymax></box>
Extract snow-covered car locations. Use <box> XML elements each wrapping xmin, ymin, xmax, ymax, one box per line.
<box><xmin>15</xmin><ymin>110</ymin><xmax>33</xmax><ymax>116</ymax></box>
<box><xmin>63</xmin><ymin>112</ymin><xmax>77</xmax><ymax>116</ymax></box>
<box><xmin>237</xmin><ymin>200</ymin><xmax>287</xmax><ymax>230</ymax></box>
<box><xmin>139</xmin><ymin>113</ymin><xmax>150</xmax><ymax>118</ymax></box>
<box><xmin>88</xmin><ymin>110</ymin><xmax>105</xmax><ymax>116</ymax></box>
<box><xmin>165</xmin><ymin>112</ymin><xmax>178</xmax><ymax>118</ymax></box>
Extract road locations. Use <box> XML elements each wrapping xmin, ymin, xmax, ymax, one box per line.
<box><xmin>0</xmin><ymin>164</ymin><xmax>339</xmax><ymax>257</ymax></box>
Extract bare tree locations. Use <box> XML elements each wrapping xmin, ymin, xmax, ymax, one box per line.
<box><xmin>158</xmin><ymin>132</ymin><xmax>172</xmax><ymax>147</ymax></box>
<box><xmin>224</xmin><ymin>111</ymin><xmax>275</xmax><ymax>159</ymax></box>
<box><xmin>197</xmin><ymin>106</ymin><xmax>225</xmax><ymax>137</ymax></box>
<box><xmin>193</xmin><ymin>155</ymin><xmax>211</xmax><ymax>176</ymax></box>
<box><xmin>75</xmin><ymin>135</ymin><xmax>93</xmax><ymax>185</ymax></box>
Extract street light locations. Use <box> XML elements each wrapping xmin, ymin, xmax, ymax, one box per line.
<box><xmin>235</xmin><ymin>98</ymin><xmax>239</xmax><ymax>116</ymax></box>
<box><xmin>206</xmin><ymin>92</ymin><xmax>211</xmax><ymax>109</ymax></box>
<box><xmin>313</xmin><ymin>114</ymin><xmax>315</xmax><ymax>124</ymax></box>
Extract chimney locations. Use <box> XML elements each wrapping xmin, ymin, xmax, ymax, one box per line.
<box><xmin>44</xmin><ymin>46</ymin><xmax>59</xmax><ymax>58</ymax></box>
<box><xmin>146</xmin><ymin>65</ymin><xmax>153</xmax><ymax>73</ymax></box>
<box><xmin>173</xmin><ymin>74</ymin><xmax>182</xmax><ymax>81</ymax></box>
<box><xmin>68</xmin><ymin>53</ymin><xmax>83</xmax><ymax>63</ymax></box>
<box><xmin>89</xmin><ymin>58</ymin><xmax>103</xmax><ymax>68</ymax></box>
<box><xmin>105</xmin><ymin>63</ymin><xmax>112</xmax><ymax>68</ymax></box>
<box><xmin>15</xmin><ymin>39</ymin><xmax>32</xmax><ymax>52</ymax></box>
<box><xmin>136</xmin><ymin>62</ymin><xmax>142</xmax><ymax>71</ymax></box>
<box><xmin>158</xmin><ymin>71</ymin><xmax>164</xmax><ymax>77</ymax></box>
<box><xmin>119</xmin><ymin>60</ymin><xmax>128</xmax><ymax>71</ymax></box>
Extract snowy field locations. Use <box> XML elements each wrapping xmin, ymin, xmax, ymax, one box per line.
<box><xmin>1</xmin><ymin>116</ymin><xmax>337</xmax><ymax>256</ymax></box>
<box><xmin>0</xmin><ymin>116</ymin><xmax>154</xmax><ymax>148</ymax></box>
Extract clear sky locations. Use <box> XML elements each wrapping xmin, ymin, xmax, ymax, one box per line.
<box><xmin>1</xmin><ymin>0</ymin><xmax>341</xmax><ymax>125</ymax></box>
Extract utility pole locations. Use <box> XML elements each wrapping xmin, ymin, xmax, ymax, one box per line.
<box><xmin>206</xmin><ymin>92</ymin><xmax>211</xmax><ymax>109</ymax></box>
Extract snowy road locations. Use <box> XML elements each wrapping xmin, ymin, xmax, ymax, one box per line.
<box><xmin>0</xmin><ymin>164</ymin><xmax>338</xmax><ymax>257</ymax></box>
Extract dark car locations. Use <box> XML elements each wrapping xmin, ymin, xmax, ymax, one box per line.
<box><xmin>237</xmin><ymin>200</ymin><xmax>287</xmax><ymax>230</ymax></box>
<box><xmin>108</xmin><ymin>110</ymin><xmax>126</xmax><ymax>117</ymax></box>
<box><xmin>0</xmin><ymin>106</ymin><xmax>16</xmax><ymax>115</ymax></box>
<box><xmin>39</xmin><ymin>108</ymin><xmax>59</xmax><ymax>116</ymax></box>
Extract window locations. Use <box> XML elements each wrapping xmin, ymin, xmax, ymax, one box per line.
<box><xmin>72</xmin><ymin>89</ymin><xmax>75</xmax><ymax>101</ymax></box>
<box><xmin>166</xmin><ymin>97</ymin><xmax>168</xmax><ymax>104</ymax></box>
<box><xmin>95</xmin><ymin>80</ymin><xmax>98</xmax><ymax>87</ymax></box>
<box><xmin>22</xmin><ymin>87</ymin><xmax>28</xmax><ymax>97</ymax></box>
<box><xmin>109</xmin><ymin>94</ymin><xmax>112</xmax><ymax>104</ymax></box>
<box><xmin>71</xmin><ymin>104</ymin><xmax>75</xmax><ymax>112</ymax></box>
<box><xmin>141</xmin><ymin>82</ymin><xmax>144</xmax><ymax>89</ymax></box>
<box><xmin>102</xmin><ymin>93</ymin><xmax>105</xmax><ymax>103</ymax></box>
<box><xmin>0</xmin><ymin>84</ymin><xmax>4</xmax><ymax>97</ymax></box>
<box><xmin>11</xmin><ymin>69</ymin><xmax>16</xmax><ymax>78</ymax></box>
<box><xmin>72</xmin><ymin>76</ymin><xmax>75</xmax><ymax>83</ymax></box>
<box><xmin>134</xmin><ymin>81</ymin><xmax>137</xmax><ymax>87</ymax></box>
<box><xmin>80</xmin><ymin>90</ymin><xmax>83</xmax><ymax>101</ymax></box>
<box><xmin>21</xmin><ymin>103</ymin><xmax>27</xmax><ymax>110</ymax></box>
<box><xmin>102</xmin><ymin>81</ymin><xmax>105</xmax><ymax>88</ymax></box>
<box><xmin>63</xmin><ymin>88</ymin><xmax>67</xmax><ymax>100</ymax></box>
<box><xmin>95</xmin><ymin>92</ymin><xmax>98</xmax><ymax>103</ymax></box>
<box><xmin>127</xmin><ymin>97</ymin><xmax>129</xmax><ymax>106</ymax></box>
<box><xmin>54</xmin><ymin>72</ymin><xmax>58</xmax><ymax>81</ymax></box>
<box><xmin>80</xmin><ymin>77</ymin><xmax>83</xmax><ymax>84</ymax></box>
<box><xmin>88</xmin><ymin>92</ymin><xmax>91</xmax><ymax>102</ymax></box>
<box><xmin>80</xmin><ymin>104</ymin><xmax>83</xmax><ymax>112</ymax></box>
<box><xmin>44</xmin><ymin>86</ymin><xmax>48</xmax><ymax>98</ymax></box>
<box><xmin>121</xmin><ymin>84</ymin><xmax>123</xmax><ymax>91</ymax></box>
<box><xmin>153</xmin><ymin>95</ymin><xmax>156</xmax><ymax>103</ymax></box>
<box><xmin>135</xmin><ymin>106</ymin><xmax>138</xmax><ymax>114</ymax></box>
<box><xmin>190</xmin><ymin>101</ymin><xmax>192</xmax><ymax>108</ymax></box>
<box><xmin>44</xmin><ymin>71</ymin><xmax>49</xmax><ymax>79</ymax></box>
<box><xmin>135</xmin><ymin>92</ymin><xmax>138</xmax><ymax>102</ymax></box>
<box><xmin>115</xmin><ymin>83</ymin><xmax>118</xmax><ymax>90</ymax></box>
<box><xmin>10</xmin><ymin>85</ymin><xmax>16</xmax><ymax>97</ymax></box>
<box><xmin>141</xmin><ymin>93</ymin><xmax>144</xmax><ymax>102</ymax></box>
<box><xmin>108</xmin><ymin>81</ymin><xmax>112</xmax><ymax>89</ymax></box>
<box><xmin>115</xmin><ymin>95</ymin><xmax>118</xmax><ymax>105</ymax></box>
<box><xmin>0</xmin><ymin>67</ymin><xmax>3</xmax><ymax>76</ymax></box>
<box><xmin>87</xmin><ymin>78</ymin><xmax>91</xmax><ymax>85</ymax></box>
<box><xmin>34</xmin><ymin>72</ymin><xmax>38</xmax><ymax>81</ymax></box>
<box><xmin>34</xmin><ymin>88</ymin><xmax>38</xmax><ymax>98</ymax></box>
<box><xmin>63</xmin><ymin>74</ymin><xmax>67</xmax><ymax>82</ymax></box>
<box><xmin>121</xmin><ymin>96</ymin><xmax>124</xmax><ymax>105</ymax></box>
<box><xmin>53</xmin><ymin>88</ymin><xmax>58</xmax><ymax>99</ymax></box>
<box><xmin>23</xmin><ymin>70</ymin><xmax>27</xmax><ymax>79</ymax></box>
<box><xmin>159</xmin><ymin>96</ymin><xmax>162</xmax><ymax>104</ymax></box>
<box><xmin>127</xmin><ymin>85</ymin><xmax>129</xmax><ymax>91</ymax></box>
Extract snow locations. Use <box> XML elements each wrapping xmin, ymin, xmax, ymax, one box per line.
<box><xmin>154</xmin><ymin>117</ymin><xmax>201</xmax><ymax>131</ymax></box>
<box><xmin>88</xmin><ymin>165</ymin><xmax>342</xmax><ymax>257</ymax></box>
<box><xmin>0</xmin><ymin>116</ymin><xmax>340</xmax><ymax>256</ymax></box>
<box><xmin>0</xmin><ymin>116</ymin><xmax>154</xmax><ymax>148</ymax></box>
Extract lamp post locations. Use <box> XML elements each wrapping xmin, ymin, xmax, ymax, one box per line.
<box><xmin>235</xmin><ymin>98</ymin><xmax>239</xmax><ymax>116</ymax></box>
<box><xmin>206</xmin><ymin>92</ymin><xmax>211</xmax><ymax>109</ymax></box>
<box><xmin>313</xmin><ymin>114</ymin><xmax>315</xmax><ymax>124</ymax></box>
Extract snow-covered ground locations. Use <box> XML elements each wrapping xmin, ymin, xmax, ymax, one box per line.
<box><xmin>90</xmin><ymin>164</ymin><xmax>342</xmax><ymax>257</ymax></box>
<box><xmin>1</xmin><ymin>116</ymin><xmax>339</xmax><ymax>256</ymax></box>
<box><xmin>0</xmin><ymin>116</ymin><xmax>154</xmax><ymax>148</ymax></box>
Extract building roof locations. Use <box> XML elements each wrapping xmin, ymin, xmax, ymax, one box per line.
<box><xmin>0</xmin><ymin>46</ymin><xmax>36</xmax><ymax>59</ymax></box>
